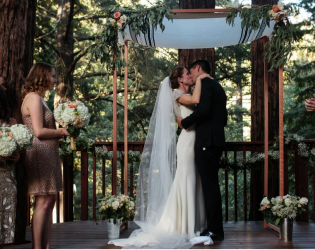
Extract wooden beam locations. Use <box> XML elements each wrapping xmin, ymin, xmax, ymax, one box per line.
<box><xmin>172</xmin><ymin>8</ymin><xmax>237</xmax><ymax>13</ymax></box>
<box><xmin>279</xmin><ymin>65</ymin><xmax>284</xmax><ymax>196</ymax></box>
<box><xmin>112</xmin><ymin>52</ymin><xmax>117</xmax><ymax>195</ymax></box>
<box><xmin>263</xmin><ymin>42</ymin><xmax>269</xmax><ymax>229</ymax></box>
<box><xmin>124</xmin><ymin>41</ymin><xmax>128</xmax><ymax>195</ymax></box>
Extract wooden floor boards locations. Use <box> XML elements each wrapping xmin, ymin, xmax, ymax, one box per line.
<box><xmin>5</xmin><ymin>221</ymin><xmax>315</xmax><ymax>249</ymax></box>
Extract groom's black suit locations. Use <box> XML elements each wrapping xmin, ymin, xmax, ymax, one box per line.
<box><xmin>181</xmin><ymin>77</ymin><xmax>227</xmax><ymax>239</ymax></box>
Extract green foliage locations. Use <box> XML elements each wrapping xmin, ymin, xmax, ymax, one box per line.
<box><xmin>227</xmin><ymin>3</ymin><xmax>299</xmax><ymax>71</ymax></box>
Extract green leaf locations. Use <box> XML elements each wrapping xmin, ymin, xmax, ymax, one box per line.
<box><xmin>275</xmin><ymin>217</ymin><xmax>281</xmax><ymax>226</ymax></box>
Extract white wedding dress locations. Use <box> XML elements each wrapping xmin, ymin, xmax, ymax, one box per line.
<box><xmin>156</xmin><ymin>103</ymin><xmax>206</xmax><ymax>237</ymax></box>
<box><xmin>108</xmin><ymin>79</ymin><xmax>210</xmax><ymax>249</ymax></box>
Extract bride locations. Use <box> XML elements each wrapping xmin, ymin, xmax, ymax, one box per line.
<box><xmin>109</xmin><ymin>67</ymin><xmax>212</xmax><ymax>248</ymax></box>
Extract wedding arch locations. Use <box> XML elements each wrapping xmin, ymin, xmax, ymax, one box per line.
<box><xmin>92</xmin><ymin>2</ymin><xmax>297</xmax><ymax>236</ymax></box>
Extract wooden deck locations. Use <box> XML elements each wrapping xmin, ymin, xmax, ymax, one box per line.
<box><xmin>5</xmin><ymin>221</ymin><xmax>315</xmax><ymax>249</ymax></box>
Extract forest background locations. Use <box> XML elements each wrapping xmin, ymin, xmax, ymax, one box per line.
<box><xmin>33</xmin><ymin>0</ymin><xmax>315</xmax><ymax>223</ymax></box>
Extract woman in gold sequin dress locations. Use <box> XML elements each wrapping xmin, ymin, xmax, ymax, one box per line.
<box><xmin>21</xmin><ymin>63</ymin><xmax>69</xmax><ymax>249</ymax></box>
<box><xmin>0</xmin><ymin>86</ymin><xmax>20</xmax><ymax>245</ymax></box>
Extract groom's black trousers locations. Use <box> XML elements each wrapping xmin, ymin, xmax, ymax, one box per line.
<box><xmin>195</xmin><ymin>146</ymin><xmax>224</xmax><ymax>237</ymax></box>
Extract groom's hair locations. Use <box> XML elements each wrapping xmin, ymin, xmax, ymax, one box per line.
<box><xmin>190</xmin><ymin>60</ymin><xmax>211</xmax><ymax>74</ymax></box>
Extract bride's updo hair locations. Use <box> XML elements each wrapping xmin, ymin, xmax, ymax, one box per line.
<box><xmin>169</xmin><ymin>67</ymin><xmax>185</xmax><ymax>89</ymax></box>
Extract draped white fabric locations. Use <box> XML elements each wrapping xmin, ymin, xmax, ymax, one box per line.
<box><xmin>118</xmin><ymin>13</ymin><xmax>275</xmax><ymax>49</ymax></box>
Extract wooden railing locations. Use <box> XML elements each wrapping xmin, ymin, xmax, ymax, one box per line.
<box><xmin>26</xmin><ymin>140</ymin><xmax>315</xmax><ymax>225</ymax></box>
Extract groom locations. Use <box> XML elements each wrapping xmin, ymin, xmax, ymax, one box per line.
<box><xmin>177</xmin><ymin>60</ymin><xmax>227</xmax><ymax>241</ymax></box>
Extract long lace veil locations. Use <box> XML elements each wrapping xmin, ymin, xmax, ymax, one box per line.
<box><xmin>134</xmin><ymin>77</ymin><xmax>177</xmax><ymax>228</ymax></box>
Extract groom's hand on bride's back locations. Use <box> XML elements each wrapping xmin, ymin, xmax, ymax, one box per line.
<box><xmin>176</xmin><ymin>117</ymin><xmax>183</xmax><ymax>129</ymax></box>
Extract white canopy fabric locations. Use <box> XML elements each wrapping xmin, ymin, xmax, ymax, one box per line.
<box><xmin>118</xmin><ymin>13</ymin><xmax>275</xmax><ymax>49</ymax></box>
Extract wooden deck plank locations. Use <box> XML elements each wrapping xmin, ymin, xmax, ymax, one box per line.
<box><xmin>4</xmin><ymin>221</ymin><xmax>315</xmax><ymax>249</ymax></box>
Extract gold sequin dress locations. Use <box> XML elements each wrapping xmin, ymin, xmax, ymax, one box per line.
<box><xmin>22</xmin><ymin>93</ymin><xmax>62</xmax><ymax>196</ymax></box>
<box><xmin>0</xmin><ymin>120</ymin><xmax>17</xmax><ymax>244</ymax></box>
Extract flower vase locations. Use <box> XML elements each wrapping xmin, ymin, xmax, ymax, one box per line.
<box><xmin>280</xmin><ymin>218</ymin><xmax>293</xmax><ymax>242</ymax></box>
<box><xmin>70</xmin><ymin>137</ymin><xmax>76</xmax><ymax>150</ymax></box>
<box><xmin>107</xmin><ymin>219</ymin><xmax>121</xmax><ymax>240</ymax></box>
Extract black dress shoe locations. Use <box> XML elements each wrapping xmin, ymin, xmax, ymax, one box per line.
<box><xmin>200</xmin><ymin>230</ymin><xmax>224</xmax><ymax>241</ymax></box>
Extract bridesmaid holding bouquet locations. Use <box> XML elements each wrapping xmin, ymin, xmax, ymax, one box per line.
<box><xmin>21</xmin><ymin>63</ymin><xmax>69</xmax><ymax>249</ymax></box>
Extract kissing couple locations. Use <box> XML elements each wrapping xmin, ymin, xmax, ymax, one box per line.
<box><xmin>109</xmin><ymin>60</ymin><xmax>228</xmax><ymax>248</ymax></box>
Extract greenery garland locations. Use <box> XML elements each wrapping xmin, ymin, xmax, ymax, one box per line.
<box><xmin>87</xmin><ymin>1</ymin><xmax>299</xmax><ymax>72</ymax></box>
<box><xmin>88</xmin><ymin>1</ymin><xmax>172</xmax><ymax>73</ymax></box>
<box><xmin>226</xmin><ymin>2</ymin><xmax>298</xmax><ymax>71</ymax></box>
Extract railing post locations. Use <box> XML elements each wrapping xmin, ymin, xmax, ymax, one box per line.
<box><xmin>234</xmin><ymin>150</ymin><xmax>237</xmax><ymax>221</ymax></box>
<box><xmin>295</xmin><ymin>149</ymin><xmax>309</xmax><ymax>222</ymax></box>
<box><xmin>63</xmin><ymin>155</ymin><xmax>74</xmax><ymax>222</ymax></box>
<box><xmin>130</xmin><ymin>163</ymin><xmax>134</xmax><ymax>197</ymax></box>
<box><xmin>102</xmin><ymin>158</ymin><xmax>105</xmax><ymax>196</ymax></box>
<box><xmin>243</xmin><ymin>145</ymin><xmax>247</xmax><ymax>221</ymax></box>
<box><xmin>81</xmin><ymin>151</ymin><xmax>89</xmax><ymax>220</ymax></box>
<box><xmin>225</xmin><ymin>150</ymin><xmax>228</xmax><ymax>221</ymax></box>
<box><xmin>93</xmin><ymin>155</ymin><xmax>97</xmax><ymax>220</ymax></box>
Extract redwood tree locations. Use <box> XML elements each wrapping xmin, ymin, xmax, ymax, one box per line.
<box><xmin>178</xmin><ymin>0</ymin><xmax>216</xmax><ymax>77</ymax></box>
<box><xmin>250</xmin><ymin>0</ymin><xmax>279</xmax><ymax>221</ymax></box>
<box><xmin>0</xmin><ymin>0</ymin><xmax>37</xmax><ymax>243</ymax></box>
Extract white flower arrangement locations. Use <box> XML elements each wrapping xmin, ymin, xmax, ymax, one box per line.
<box><xmin>54</xmin><ymin>101</ymin><xmax>90</xmax><ymax>129</ymax></box>
<box><xmin>0</xmin><ymin>128</ymin><xmax>17</xmax><ymax>157</ymax></box>
<box><xmin>97</xmin><ymin>194</ymin><xmax>135</xmax><ymax>224</ymax></box>
<box><xmin>107</xmin><ymin>12</ymin><xmax>127</xmax><ymax>30</ymax></box>
<box><xmin>260</xmin><ymin>195</ymin><xmax>308</xmax><ymax>225</ymax></box>
<box><xmin>9</xmin><ymin>124</ymin><xmax>34</xmax><ymax>151</ymax></box>
<box><xmin>54</xmin><ymin>101</ymin><xmax>90</xmax><ymax>150</ymax></box>
<box><xmin>269</xmin><ymin>2</ymin><xmax>291</xmax><ymax>23</ymax></box>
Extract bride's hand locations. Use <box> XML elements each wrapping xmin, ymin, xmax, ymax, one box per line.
<box><xmin>198</xmin><ymin>73</ymin><xmax>213</xmax><ymax>80</ymax></box>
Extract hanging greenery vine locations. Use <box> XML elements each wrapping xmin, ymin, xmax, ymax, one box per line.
<box><xmin>87</xmin><ymin>2</ymin><xmax>172</xmax><ymax>73</ymax></box>
<box><xmin>226</xmin><ymin>2</ymin><xmax>298</xmax><ymax>71</ymax></box>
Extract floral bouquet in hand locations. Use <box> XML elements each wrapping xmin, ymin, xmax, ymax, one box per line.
<box><xmin>260</xmin><ymin>194</ymin><xmax>308</xmax><ymax>226</ymax></box>
<box><xmin>0</xmin><ymin>125</ymin><xmax>34</xmax><ymax>166</ymax></box>
<box><xmin>98</xmin><ymin>194</ymin><xmax>135</xmax><ymax>225</ymax></box>
<box><xmin>54</xmin><ymin>101</ymin><xmax>90</xmax><ymax>150</ymax></box>
<box><xmin>9</xmin><ymin>124</ymin><xmax>34</xmax><ymax>152</ymax></box>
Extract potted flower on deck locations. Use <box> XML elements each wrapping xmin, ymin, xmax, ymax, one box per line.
<box><xmin>98</xmin><ymin>194</ymin><xmax>135</xmax><ymax>240</ymax></box>
<box><xmin>260</xmin><ymin>195</ymin><xmax>308</xmax><ymax>241</ymax></box>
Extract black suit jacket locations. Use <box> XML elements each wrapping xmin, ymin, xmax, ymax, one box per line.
<box><xmin>181</xmin><ymin>78</ymin><xmax>227</xmax><ymax>149</ymax></box>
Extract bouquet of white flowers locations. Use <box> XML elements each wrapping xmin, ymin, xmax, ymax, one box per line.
<box><xmin>0</xmin><ymin>125</ymin><xmax>33</xmax><ymax>167</ymax></box>
<box><xmin>0</xmin><ymin>128</ymin><xmax>17</xmax><ymax>157</ymax></box>
<box><xmin>9</xmin><ymin>124</ymin><xmax>34</xmax><ymax>151</ymax></box>
<box><xmin>54</xmin><ymin>101</ymin><xmax>90</xmax><ymax>150</ymax></box>
<box><xmin>98</xmin><ymin>194</ymin><xmax>135</xmax><ymax>225</ymax></box>
<box><xmin>260</xmin><ymin>194</ymin><xmax>308</xmax><ymax>225</ymax></box>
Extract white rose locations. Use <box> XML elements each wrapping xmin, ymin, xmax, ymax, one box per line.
<box><xmin>271</xmin><ymin>198</ymin><xmax>276</xmax><ymax>204</ymax></box>
<box><xmin>278</xmin><ymin>2</ymin><xmax>284</xmax><ymax>10</ymax></box>
<box><xmin>129</xmin><ymin>201</ymin><xmax>134</xmax><ymax>207</ymax></box>
<box><xmin>109</xmin><ymin>18</ymin><xmax>116</xmax><ymax>26</ymax></box>
<box><xmin>112</xmin><ymin>201</ymin><xmax>119</xmax><ymax>210</ymax></box>
<box><xmin>284</xmin><ymin>198</ymin><xmax>292</xmax><ymax>207</ymax></box>
<box><xmin>117</xmin><ymin>22</ymin><xmax>122</xmax><ymax>30</ymax></box>
<box><xmin>275</xmin><ymin>196</ymin><xmax>283</xmax><ymax>204</ymax></box>
<box><xmin>299</xmin><ymin>197</ymin><xmax>308</xmax><ymax>206</ymax></box>
<box><xmin>261</xmin><ymin>197</ymin><xmax>270</xmax><ymax>206</ymax></box>
<box><xmin>120</xmin><ymin>15</ymin><xmax>127</xmax><ymax>23</ymax></box>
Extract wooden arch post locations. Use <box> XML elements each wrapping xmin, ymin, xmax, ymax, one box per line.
<box><xmin>124</xmin><ymin>41</ymin><xmax>129</xmax><ymax>195</ymax></box>
<box><xmin>112</xmin><ymin>51</ymin><xmax>118</xmax><ymax>195</ymax></box>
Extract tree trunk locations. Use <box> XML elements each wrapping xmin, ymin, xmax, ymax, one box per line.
<box><xmin>178</xmin><ymin>0</ymin><xmax>215</xmax><ymax>77</ymax></box>
<box><xmin>0</xmin><ymin>0</ymin><xmax>37</xmax><ymax>244</ymax></box>
<box><xmin>249</xmin><ymin>0</ymin><xmax>279</xmax><ymax>221</ymax></box>
<box><xmin>54</xmin><ymin>0</ymin><xmax>75</xmax><ymax>108</ymax></box>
